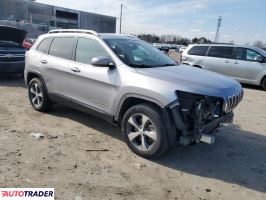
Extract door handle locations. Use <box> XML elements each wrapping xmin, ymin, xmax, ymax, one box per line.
<box><xmin>235</xmin><ymin>61</ymin><xmax>240</xmax><ymax>64</ymax></box>
<box><xmin>40</xmin><ymin>59</ymin><xmax>47</xmax><ymax>64</ymax></box>
<box><xmin>70</xmin><ymin>67</ymin><xmax>81</xmax><ymax>73</ymax></box>
<box><xmin>225</xmin><ymin>60</ymin><xmax>231</xmax><ymax>64</ymax></box>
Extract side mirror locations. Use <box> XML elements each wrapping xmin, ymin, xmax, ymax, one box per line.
<box><xmin>91</xmin><ymin>56</ymin><xmax>114</xmax><ymax>67</ymax></box>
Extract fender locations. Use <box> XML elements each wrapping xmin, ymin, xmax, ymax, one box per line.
<box><xmin>114</xmin><ymin>94</ymin><xmax>179</xmax><ymax>147</ymax></box>
<box><xmin>114</xmin><ymin>93</ymin><xmax>164</xmax><ymax>122</ymax></box>
<box><xmin>25</xmin><ymin>70</ymin><xmax>49</xmax><ymax>93</ymax></box>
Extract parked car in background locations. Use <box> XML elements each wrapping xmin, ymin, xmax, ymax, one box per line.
<box><xmin>179</xmin><ymin>46</ymin><xmax>187</xmax><ymax>54</ymax></box>
<box><xmin>23</xmin><ymin>38</ymin><xmax>36</xmax><ymax>50</ymax></box>
<box><xmin>0</xmin><ymin>26</ymin><xmax>27</xmax><ymax>75</ymax></box>
<box><xmin>25</xmin><ymin>29</ymin><xmax>243</xmax><ymax>158</ymax></box>
<box><xmin>153</xmin><ymin>43</ymin><xmax>170</xmax><ymax>54</ymax></box>
<box><xmin>153</xmin><ymin>43</ymin><xmax>180</xmax><ymax>54</ymax></box>
<box><xmin>182</xmin><ymin>44</ymin><xmax>266</xmax><ymax>90</ymax></box>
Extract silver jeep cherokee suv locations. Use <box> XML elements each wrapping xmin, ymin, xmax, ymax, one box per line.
<box><xmin>25</xmin><ymin>29</ymin><xmax>243</xmax><ymax>158</ymax></box>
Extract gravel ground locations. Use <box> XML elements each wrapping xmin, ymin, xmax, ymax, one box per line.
<box><xmin>0</xmin><ymin>75</ymin><xmax>265</xmax><ymax>200</ymax></box>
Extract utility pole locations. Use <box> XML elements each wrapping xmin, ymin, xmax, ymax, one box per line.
<box><xmin>119</xmin><ymin>4</ymin><xmax>123</xmax><ymax>34</ymax></box>
<box><xmin>214</xmin><ymin>16</ymin><xmax>222</xmax><ymax>42</ymax></box>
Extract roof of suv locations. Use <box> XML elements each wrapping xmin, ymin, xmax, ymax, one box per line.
<box><xmin>47</xmin><ymin>29</ymin><xmax>138</xmax><ymax>40</ymax></box>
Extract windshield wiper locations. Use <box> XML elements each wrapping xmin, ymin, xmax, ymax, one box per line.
<box><xmin>128</xmin><ymin>64</ymin><xmax>156</xmax><ymax>68</ymax></box>
<box><xmin>128</xmin><ymin>63</ymin><xmax>177</xmax><ymax>68</ymax></box>
<box><xmin>160</xmin><ymin>63</ymin><xmax>177</xmax><ymax>67</ymax></box>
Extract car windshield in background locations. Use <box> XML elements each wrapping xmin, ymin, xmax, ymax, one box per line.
<box><xmin>104</xmin><ymin>38</ymin><xmax>177</xmax><ymax>68</ymax></box>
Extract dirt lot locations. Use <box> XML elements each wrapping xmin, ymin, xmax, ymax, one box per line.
<box><xmin>0</xmin><ymin>76</ymin><xmax>265</xmax><ymax>200</ymax></box>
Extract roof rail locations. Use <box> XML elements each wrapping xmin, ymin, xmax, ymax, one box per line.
<box><xmin>120</xmin><ymin>34</ymin><xmax>137</xmax><ymax>38</ymax></box>
<box><xmin>48</xmin><ymin>29</ymin><xmax>99</xmax><ymax>36</ymax></box>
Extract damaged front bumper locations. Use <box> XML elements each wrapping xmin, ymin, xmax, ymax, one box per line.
<box><xmin>168</xmin><ymin>101</ymin><xmax>234</xmax><ymax>146</ymax></box>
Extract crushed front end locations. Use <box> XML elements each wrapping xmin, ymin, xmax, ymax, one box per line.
<box><xmin>168</xmin><ymin>90</ymin><xmax>243</xmax><ymax>145</ymax></box>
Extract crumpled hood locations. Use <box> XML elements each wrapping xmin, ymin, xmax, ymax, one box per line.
<box><xmin>136</xmin><ymin>65</ymin><xmax>242</xmax><ymax>100</ymax></box>
<box><xmin>0</xmin><ymin>26</ymin><xmax>27</xmax><ymax>44</ymax></box>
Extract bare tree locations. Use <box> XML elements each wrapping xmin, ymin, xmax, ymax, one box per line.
<box><xmin>253</xmin><ymin>40</ymin><xmax>266</xmax><ymax>49</ymax></box>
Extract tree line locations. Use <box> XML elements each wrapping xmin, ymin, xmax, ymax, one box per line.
<box><xmin>137</xmin><ymin>34</ymin><xmax>266</xmax><ymax>50</ymax></box>
<box><xmin>137</xmin><ymin>34</ymin><xmax>211</xmax><ymax>45</ymax></box>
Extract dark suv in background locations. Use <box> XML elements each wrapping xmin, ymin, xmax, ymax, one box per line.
<box><xmin>0</xmin><ymin>26</ymin><xmax>27</xmax><ymax>75</ymax></box>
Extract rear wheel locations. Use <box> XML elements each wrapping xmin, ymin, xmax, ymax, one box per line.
<box><xmin>28</xmin><ymin>78</ymin><xmax>52</xmax><ymax>112</ymax></box>
<box><xmin>121</xmin><ymin>104</ymin><xmax>169</xmax><ymax>158</ymax></box>
<box><xmin>262</xmin><ymin>77</ymin><xmax>266</xmax><ymax>91</ymax></box>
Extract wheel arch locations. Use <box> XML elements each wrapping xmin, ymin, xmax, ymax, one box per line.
<box><xmin>115</xmin><ymin>95</ymin><xmax>163</xmax><ymax>126</ymax></box>
<box><xmin>115</xmin><ymin>95</ymin><xmax>179</xmax><ymax>147</ymax></box>
<box><xmin>26</xmin><ymin>71</ymin><xmax>49</xmax><ymax>93</ymax></box>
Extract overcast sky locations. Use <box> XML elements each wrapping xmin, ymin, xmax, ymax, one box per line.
<box><xmin>37</xmin><ymin>0</ymin><xmax>266</xmax><ymax>44</ymax></box>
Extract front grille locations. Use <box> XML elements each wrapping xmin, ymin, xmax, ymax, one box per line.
<box><xmin>224</xmin><ymin>90</ymin><xmax>244</xmax><ymax>112</ymax></box>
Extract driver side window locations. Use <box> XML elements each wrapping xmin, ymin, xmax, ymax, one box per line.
<box><xmin>236</xmin><ymin>48</ymin><xmax>263</xmax><ymax>62</ymax></box>
<box><xmin>246</xmin><ymin>49</ymin><xmax>263</xmax><ymax>61</ymax></box>
<box><xmin>75</xmin><ymin>38</ymin><xmax>109</xmax><ymax>65</ymax></box>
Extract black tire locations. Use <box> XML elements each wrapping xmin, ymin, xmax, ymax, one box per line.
<box><xmin>121</xmin><ymin>103</ymin><xmax>169</xmax><ymax>158</ymax></box>
<box><xmin>28</xmin><ymin>78</ymin><xmax>52</xmax><ymax>112</ymax></box>
<box><xmin>262</xmin><ymin>77</ymin><xmax>266</xmax><ymax>91</ymax></box>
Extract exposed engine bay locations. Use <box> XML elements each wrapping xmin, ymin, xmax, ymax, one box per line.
<box><xmin>177</xmin><ymin>91</ymin><xmax>224</xmax><ymax>132</ymax></box>
<box><xmin>169</xmin><ymin>91</ymin><xmax>235</xmax><ymax>146</ymax></box>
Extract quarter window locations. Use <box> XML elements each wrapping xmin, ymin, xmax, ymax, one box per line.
<box><xmin>187</xmin><ymin>46</ymin><xmax>209</xmax><ymax>56</ymax></box>
<box><xmin>208</xmin><ymin>46</ymin><xmax>234</xmax><ymax>59</ymax></box>
<box><xmin>75</xmin><ymin>38</ymin><xmax>109</xmax><ymax>65</ymax></box>
<box><xmin>36</xmin><ymin>38</ymin><xmax>52</xmax><ymax>54</ymax></box>
<box><xmin>49</xmin><ymin>37</ymin><xmax>75</xmax><ymax>60</ymax></box>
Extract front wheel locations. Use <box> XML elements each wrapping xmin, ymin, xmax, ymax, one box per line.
<box><xmin>121</xmin><ymin>104</ymin><xmax>169</xmax><ymax>158</ymax></box>
<box><xmin>28</xmin><ymin>78</ymin><xmax>52</xmax><ymax>112</ymax></box>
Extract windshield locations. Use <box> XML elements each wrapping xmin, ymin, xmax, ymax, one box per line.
<box><xmin>104</xmin><ymin>38</ymin><xmax>177</xmax><ymax>68</ymax></box>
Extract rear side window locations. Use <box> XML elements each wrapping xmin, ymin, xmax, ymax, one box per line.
<box><xmin>208</xmin><ymin>46</ymin><xmax>234</xmax><ymax>58</ymax></box>
<box><xmin>187</xmin><ymin>46</ymin><xmax>209</xmax><ymax>56</ymax></box>
<box><xmin>75</xmin><ymin>38</ymin><xmax>109</xmax><ymax>65</ymax></box>
<box><xmin>49</xmin><ymin>37</ymin><xmax>75</xmax><ymax>60</ymax></box>
<box><xmin>36</xmin><ymin>38</ymin><xmax>52</xmax><ymax>54</ymax></box>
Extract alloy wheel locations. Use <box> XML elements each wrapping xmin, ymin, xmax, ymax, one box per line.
<box><xmin>30</xmin><ymin>83</ymin><xmax>43</xmax><ymax>107</ymax></box>
<box><xmin>126</xmin><ymin>113</ymin><xmax>158</xmax><ymax>151</ymax></box>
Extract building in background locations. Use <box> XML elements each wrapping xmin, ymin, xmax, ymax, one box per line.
<box><xmin>0</xmin><ymin>0</ymin><xmax>116</xmax><ymax>38</ymax></box>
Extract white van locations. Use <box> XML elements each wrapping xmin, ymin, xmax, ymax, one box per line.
<box><xmin>182</xmin><ymin>44</ymin><xmax>266</xmax><ymax>90</ymax></box>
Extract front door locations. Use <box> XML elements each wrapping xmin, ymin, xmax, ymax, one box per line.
<box><xmin>68</xmin><ymin>37</ymin><xmax>117</xmax><ymax>114</ymax></box>
<box><xmin>231</xmin><ymin>47</ymin><xmax>264</xmax><ymax>84</ymax></box>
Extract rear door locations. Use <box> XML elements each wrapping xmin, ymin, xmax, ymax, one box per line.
<box><xmin>43</xmin><ymin>37</ymin><xmax>76</xmax><ymax>98</ymax></box>
<box><xmin>202</xmin><ymin>46</ymin><xmax>234</xmax><ymax>76</ymax></box>
<box><xmin>230</xmin><ymin>47</ymin><xmax>264</xmax><ymax>84</ymax></box>
<box><xmin>68</xmin><ymin>37</ymin><xmax>117</xmax><ymax>114</ymax></box>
